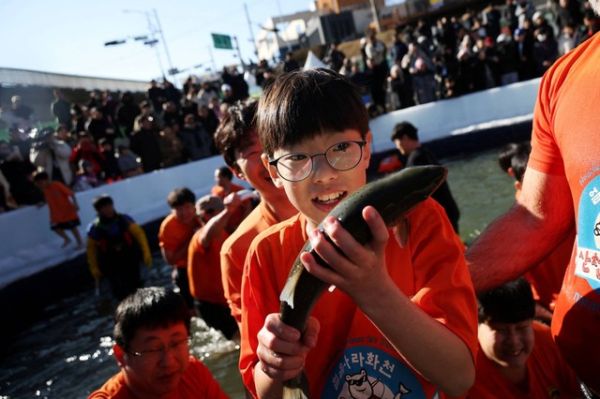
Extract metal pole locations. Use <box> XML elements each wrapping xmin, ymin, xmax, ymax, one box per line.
<box><xmin>233</xmin><ymin>36</ymin><xmax>246</xmax><ymax>70</ymax></box>
<box><xmin>143</xmin><ymin>11</ymin><xmax>166</xmax><ymax>78</ymax></box>
<box><xmin>369</xmin><ymin>0</ymin><xmax>381</xmax><ymax>32</ymax></box>
<box><xmin>244</xmin><ymin>2</ymin><xmax>258</xmax><ymax>58</ymax></box>
<box><xmin>208</xmin><ymin>45</ymin><xmax>217</xmax><ymax>72</ymax></box>
<box><xmin>152</xmin><ymin>8</ymin><xmax>175</xmax><ymax>75</ymax></box>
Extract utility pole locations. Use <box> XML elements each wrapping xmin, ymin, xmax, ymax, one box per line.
<box><xmin>369</xmin><ymin>0</ymin><xmax>381</xmax><ymax>32</ymax></box>
<box><xmin>152</xmin><ymin>8</ymin><xmax>175</xmax><ymax>75</ymax></box>
<box><xmin>233</xmin><ymin>36</ymin><xmax>246</xmax><ymax>70</ymax></box>
<box><xmin>244</xmin><ymin>3</ymin><xmax>258</xmax><ymax>58</ymax></box>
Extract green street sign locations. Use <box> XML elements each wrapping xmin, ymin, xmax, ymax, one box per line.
<box><xmin>212</xmin><ymin>33</ymin><xmax>233</xmax><ymax>50</ymax></box>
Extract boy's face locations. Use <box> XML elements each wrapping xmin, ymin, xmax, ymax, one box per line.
<box><xmin>266</xmin><ymin>129</ymin><xmax>371</xmax><ymax>230</ymax></box>
<box><xmin>235</xmin><ymin>131</ymin><xmax>288</xmax><ymax>205</ymax></box>
<box><xmin>478</xmin><ymin>319</ymin><xmax>534</xmax><ymax>370</ymax></box>
<box><xmin>173</xmin><ymin>203</ymin><xmax>196</xmax><ymax>224</ymax></box>
<box><xmin>115</xmin><ymin>323</ymin><xmax>190</xmax><ymax>397</ymax></box>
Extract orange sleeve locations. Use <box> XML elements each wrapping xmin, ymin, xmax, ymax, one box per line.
<box><xmin>239</xmin><ymin>229</ymin><xmax>287</xmax><ymax>398</ymax></box>
<box><xmin>528</xmin><ymin>55</ymin><xmax>566</xmax><ymax>176</ymax></box>
<box><xmin>409</xmin><ymin>199</ymin><xmax>479</xmax><ymax>362</ymax></box>
<box><xmin>220</xmin><ymin>236</ymin><xmax>246</xmax><ymax>325</ymax></box>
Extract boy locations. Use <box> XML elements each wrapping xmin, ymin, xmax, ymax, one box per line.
<box><xmin>391</xmin><ymin>121</ymin><xmax>460</xmax><ymax>233</ymax></box>
<box><xmin>468</xmin><ymin>278</ymin><xmax>579</xmax><ymax>398</ymax></box>
<box><xmin>188</xmin><ymin>194</ymin><xmax>240</xmax><ymax>340</ymax></box>
<box><xmin>33</xmin><ymin>170</ymin><xmax>83</xmax><ymax>248</ymax></box>
<box><xmin>239</xmin><ymin>69</ymin><xmax>477</xmax><ymax>398</ymax></box>
<box><xmin>499</xmin><ymin>143</ymin><xmax>574</xmax><ymax>322</ymax></box>
<box><xmin>214</xmin><ymin>101</ymin><xmax>297</xmax><ymax>327</ymax></box>
<box><xmin>211</xmin><ymin>166</ymin><xmax>244</xmax><ymax>198</ymax></box>
<box><xmin>88</xmin><ymin>286</ymin><xmax>228</xmax><ymax>398</ymax></box>
<box><xmin>87</xmin><ymin>195</ymin><xmax>152</xmax><ymax>300</ymax></box>
<box><xmin>159</xmin><ymin>187</ymin><xmax>201</xmax><ymax>308</ymax></box>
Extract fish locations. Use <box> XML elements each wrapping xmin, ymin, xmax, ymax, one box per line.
<box><xmin>278</xmin><ymin>165</ymin><xmax>447</xmax><ymax>399</ymax></box>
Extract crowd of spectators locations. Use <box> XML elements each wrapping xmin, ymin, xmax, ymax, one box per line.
<box><xmin>326</xmin><ymin>0</ymin><xmax>600</xmax><ymax>114</ymax></box>
<box><xmin>1</xmin><ymin>0</ymin><xmax>597</xmax><ymax>213</ymax></box>
<box><xmin>0</xmin><ymin>71</ymin><xmax>249</xmax><ymax>212</ymax></box>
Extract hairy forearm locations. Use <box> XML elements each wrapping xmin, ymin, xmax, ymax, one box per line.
<box><xmin>360</xmin><ymin>280</ymin><xmax>474</xmax><ymax>397</ymax></box>
<box><xmin>467</xmin><ymin>168</ymin><xmax>574</xmax><ymax>292</ymax></box>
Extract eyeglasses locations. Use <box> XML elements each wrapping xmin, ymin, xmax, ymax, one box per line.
<box><xmin>268</xmin><ymin>140</ymin><xmax>366</xmax><ymax>182</ymax></box>
<box><xmin>128</xmin><ymin>337</ymin><xmax>189</xmax><ymax>361</ymax></box>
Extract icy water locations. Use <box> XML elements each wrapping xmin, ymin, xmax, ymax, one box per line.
<box><xmin>0</xmin><ymin>147</ymin><xmax>515</xmax><ymax>398</ymax></box>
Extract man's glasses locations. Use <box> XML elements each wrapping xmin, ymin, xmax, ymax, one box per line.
<box><xmin>128</xmin><ymin>337</ymin><xmax>189</xmax><ymax>361</ymax></box>
<box><xmin>269</xmin><ymin>140</ymin><xmax>366</xmax><ymax>182</ymax></box>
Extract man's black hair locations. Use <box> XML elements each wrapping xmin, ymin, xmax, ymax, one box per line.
<box><xmin>391</xmin><ymin>121</ymin><xmax>419</xmax><ymax>141</ymax></box>
<box><xmin>166</xmin><ymin>187</ymin><xmax>196</xmax><ymax>208</ymax></box>
<box><xmin>498</xmin><ymin>141</ymin><xmax>531</xmax><ymax>180</ymax></box>
<box><xmin>113</xmin><ymin>287</ymin><xmax>191</xmax><ymax>349</ymax></box>
<box><xmin>216</xmin><ymin>165</ymin><xmax>234</xmax><ymax>181</ymax></box>
<box><xmin>93</xmin><ymin>195</ymin><xmax>114</xmax><ymax>211</ymax></box>
<box><xmin>478</xmin><ymin>278</ymin><xmax>535</xmax><ymax>324</ymax></box>
<box><xmin>498</xmin><ymin>142</ymin><xmax>520</xmax><ymax>173</ymax></box>
<box><xmin>33</xmin><ymin>170</ymin><xmax>49</xmax><ymax>182</ymax></box>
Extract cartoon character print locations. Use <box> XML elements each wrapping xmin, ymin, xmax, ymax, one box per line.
<box><xmin>340</xmin><ymin>369</ymin><xmax>411</xmax><ymax>399</ymax></box>
<box><xmin>576</xmin><ymin>177</ymin><xmax>600</xmax><ymax>288</ymax></box>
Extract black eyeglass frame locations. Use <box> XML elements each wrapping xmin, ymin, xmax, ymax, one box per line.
<box><xmin>268</xmin><ymin>140</ymin><xmax>366</xmax><ymax>182</ymax></box>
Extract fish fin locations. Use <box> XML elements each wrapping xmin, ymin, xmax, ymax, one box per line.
<box><xmin>282</xmin><ymin>387</ymin><xmax>309</xmax><ymax>399</ymax></box>
<box><xmin>279</xmin><ymin>263</ymin><xmax>303</xmax><ymax>308</ymax></box>
<box><xmin>393</xmin><ymin>217</ymin><xmax>410</xmax><ymax>248</ymax></box>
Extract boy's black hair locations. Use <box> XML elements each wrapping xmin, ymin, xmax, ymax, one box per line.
<box><xmin>478</xmin><ymin>278</ymin><xmax>535</xmax><ymax>324</ymax></box>
<box><xmin>498</xmin><ymin>142</ymin><xmax>520</xmax><ymax>174</ymax></box>
<box><xmin>257</xmin><ymin>68</ymin><xmax>369</xmax><ymax>157</ymax></box>
<box><xmin>33</xmin><ymin>170</ymin><xmax>49</xmax><ymax>182</ymax></box>
<box><xmin>93</xmin><ymin>195</ymin><xmax>114</xmax><ymax>211</ymax></box>
<box><xmin>391</xmin><ymin>121</ymin><xmax>419</xmax><ymax>141</ymax></box>
<box><xmin>113</xmin><ymin>287</ymin><xmax>191</xmax><ymax>349</ymax></box>
<box><xmin>213</xmin><ymin>100</ymin><xmax>258</xmax><ymax>171</ymax></box>
<box><xmin>511</xmin><ymin>146</ymin><xmax>530</xmax><ymax>183</ymax></box>
<box><xmin>166</xmin><ymin>187</ymin><xmax>196</xmax><ymax>208</ymax></box>
<box><xmin>216</xmin><ymin>165</ymin><xmax>234</xmax><ymax>181</ymax></box>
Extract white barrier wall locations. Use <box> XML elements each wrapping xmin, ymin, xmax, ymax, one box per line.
<box><xmin>0</xmin><ymin>78</ymin><xmax>541</xmax><ymax>288</ymax></box>
<box><xmin>369</xmin><ymin>78</ymin><xmax>540</xmax><ymax>153</ymax></box>
<box><xmin>0</xmin><ymin>155</ymin><xmax>246</xmax><ymax>288</ymax></box>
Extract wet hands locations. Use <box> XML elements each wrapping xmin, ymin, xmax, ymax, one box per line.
<box><xmin>256</xmin><ymin>314</ymin><xmax>319</xmax><ymax>382</ymax></box>
<box><xmin>301</xmin><ymin>206</ymin><xmax>392</xmax><ymax>307</ymax></box>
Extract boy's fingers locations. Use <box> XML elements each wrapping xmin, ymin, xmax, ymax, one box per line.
<box><xmin>264</xmin><ymin>313</ymin><xmax>301</xmax><ymax>341</ymax></box>
<box><xmin>362</xmin><ymin>206</ymin><xmax>389</xmax><ymax>251</ymax></box>
<box><xmin>300</xmin><ymin>250</ymin><xmax>344</xmax><ymax>287</ymax></box>
<box><xmin>303</xmin><ymin>317</ymin><xmax>320</xmax><ymax>348</ymax></box>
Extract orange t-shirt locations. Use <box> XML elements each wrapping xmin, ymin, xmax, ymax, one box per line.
<box><xmin>188</xmin><ymin>227</ymin><xmax>229</xmax><ymax>304</ymax></box>
<box><xmin>220</xmin><ymin>200</ymin><xmax>282</xmax><ymax>326</ymax></box>
<box><xmin>159</xmin><ymin>213</ymin><xmax>199</xmax><ymax>268</ymax></box>
<box><xmin>525</xmin><ymin>231</ymin><xmax>574</xmax><ymax>311</ymax></box>
<box><xmin>468</xmin><ymin>322</ymin><xmax>579</xmax><ymax>398</ymax></box>
<box><xmin>210</xmin><ymin>183</ymin><xmax>244</xmax><ymax>198</ymax></box>
<box><xmin>239</xmin><ymin>198</ymin><xmax>478</xmax><ymax>398</ymax></box>
<box><xmin>528</xmin><ymin>31</ymin><xmax>600</xmax><ymax>392</ymax></box>
<box><xmin>43</xmin><ymin>181</ymin><xmax>78</xmax><ymax>224</ymax></box>
<box><xmin>87</xmin><ymin>356</ymin><xmax>229</xmax><ymax>398</ymax></box>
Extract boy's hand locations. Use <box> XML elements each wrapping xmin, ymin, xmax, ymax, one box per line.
<box><xmin>301</xmin><ymin>205</ymin><xmax>392</xmax><ymax>307</ymax></box>
<box><xmin>256</xmin><ymin>313</ymin><xmax>319</xmax><ymax>382</ymax></box>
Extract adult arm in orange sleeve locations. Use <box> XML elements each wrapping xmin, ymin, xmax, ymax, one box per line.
<box><xmin>198</xmin><ymin>193</ymin><xmax>241</xmax><ymax>249</ymax></box>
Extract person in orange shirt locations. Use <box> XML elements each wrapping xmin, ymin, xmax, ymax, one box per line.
<box><xmin>468</xmin><ymin>278</ymin><xmax>579</xmax><ymax>398</ymax></box>
<box><xmin>33</xmin><ymin>170</ymin><xmax>83</xmax><ymax>248</ymax></box>
<box><xmin>88</xmin><ymin>286</ymin><xmax>229</xmax><ymax>399</ymax></box>
<box><xmin>159</xmin><ymin>187</ymin><xmax>200</xmax><ymax>308</ymax></box>
<box><xmin>239</xmin><ymin>69</ymin><xmax>477</xmax><ymax>398</ymax></box>
<box><xmin>214</xmin><ymin>101</ymin><xmax>297</xmax><ymax>328</ymax></box>
<box><xmin>188</xmin><ymin>194</ymin><xmax>241</xmax><ymax>340</ymax></box>
<box><xmin>498</xmin><ymin>142</ymin><xmax>574</xmax><ymax>323</ymax></box>
<box><xmin>211</xmin><ymin>166</ymin><xmax>244</xmax><ymax>198</ymax></box>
